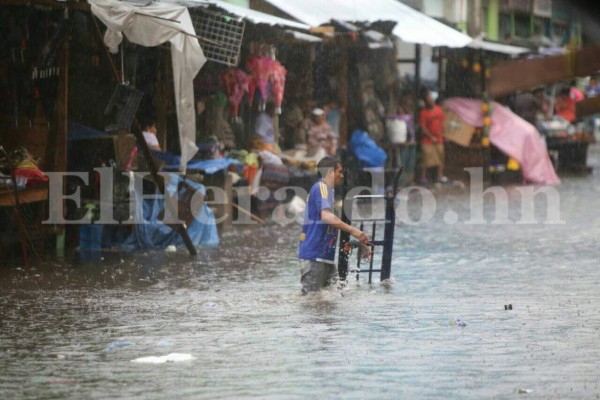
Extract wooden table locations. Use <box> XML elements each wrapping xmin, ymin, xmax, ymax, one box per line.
<box><xmin>0</xmin><ymin>185</ymin><xmax>49</xmax><ymax>207</ymax></box>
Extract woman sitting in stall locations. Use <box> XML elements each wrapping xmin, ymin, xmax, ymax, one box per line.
<box><xmin>554</xmin><ymin>86</ymin><xmax>576</xmax><ymax>123</ymax></box>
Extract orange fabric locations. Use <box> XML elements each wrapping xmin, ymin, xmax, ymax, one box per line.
<box><xmin>14</xmin><ymin>159</ymin><xmax>48</xmax><ymax>186</ymax></box>
<box><xmin>242</xmin><ymin>164</ymin><xmax>258</xmax><ymax>184</ymax></box>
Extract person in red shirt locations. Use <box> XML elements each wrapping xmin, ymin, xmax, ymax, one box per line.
<box><xmin>418</xmin><ymin>89</ymin><xmax>447</xmax><ymax>184</ymax></box>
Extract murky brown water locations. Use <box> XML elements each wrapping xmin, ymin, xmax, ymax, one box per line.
<box><xmin>1</xmin><ymin>145</ymin><xmax>600</xmax><ymax>399</ymax></box>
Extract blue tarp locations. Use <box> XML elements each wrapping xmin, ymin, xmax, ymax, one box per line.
<box><xmin>68</xmin><ymin>121</ymin><xmax>109</xmax><ymax>141</ymax></box>
<box><xmin>122</xmin><ymin>173</ymin><xmax>219</xmax><ymax>250</ymax></box>
<box><xmin>163</xmin><ymin>156</ymin><xmax>243</xmax><ymax>175</ymax></box>
<box><xmin>349</xmin><ymin>129</ymin><xmax>387</xmax><ymax>168</ymax></box>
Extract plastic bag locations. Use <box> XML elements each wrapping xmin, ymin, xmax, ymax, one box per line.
<box><xmin>349</xmin><ymin>130</ymin><xmax>387</xmax><ymax>168</ymax></box>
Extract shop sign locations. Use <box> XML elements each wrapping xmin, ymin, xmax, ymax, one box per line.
<box><xmin>533</xmin><ymin>0</ymin><xmax>552</xmax><ymax>18</ymax></box>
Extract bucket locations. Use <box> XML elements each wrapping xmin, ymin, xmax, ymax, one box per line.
<box><xmin>386</xmin><ymin>118</ymin><xmax>407</xmax><ymax>144</ymax></box>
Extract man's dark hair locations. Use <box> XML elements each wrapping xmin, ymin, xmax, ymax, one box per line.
<box><xmin>317</xmin><ymin>156</ymin><xmax>341</xmax><ymax>178</ymax></box>
<box><xmin>141</xmin><ymin>115</ymin><xmax>156</xmax><ymax>130</ymax></box>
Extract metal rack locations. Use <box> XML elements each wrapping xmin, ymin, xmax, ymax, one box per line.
<box><xmin>338</xmin><ymin>168</ymin><xmax>403</xmax><ymax>283</ymax></box>
<box><xmin>191</xmin><ymin>9</ymin><xmax>245</xmax><ymax>67</ymax></box>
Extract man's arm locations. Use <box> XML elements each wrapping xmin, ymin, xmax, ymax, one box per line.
<box><xmin>320</xmin><ymin>209</ymin><xmax>371</xmax><ymax>244</ymax></box>
<box><xmin>420</xmin><ymin>126</ymin><xmax>438</xmax><ymax>143</ymax></box>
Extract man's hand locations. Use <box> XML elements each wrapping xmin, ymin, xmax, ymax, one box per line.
<box><xmin>352</xmin><ymin>228</ymin><xmax>373</xmax><ymax>246</ymax></box>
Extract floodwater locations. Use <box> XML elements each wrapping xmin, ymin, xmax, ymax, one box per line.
<box><xmin>2</xmin><ymin>146</ymin><xmax>600</xmax><ymax>399</ymax></box>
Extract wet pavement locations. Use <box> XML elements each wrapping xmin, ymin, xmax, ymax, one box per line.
<box><xmin>1</xmin><ymin>144</ymin><xmax>600</xmax><ymax>399</ymax></box>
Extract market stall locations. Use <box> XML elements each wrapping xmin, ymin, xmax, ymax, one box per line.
<box><xmin>443</xmin><ymin>97</ymin><xmax>560</xmax><ymax>185</ymax></box>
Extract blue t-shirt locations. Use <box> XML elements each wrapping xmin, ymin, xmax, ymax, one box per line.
<box><xmin>298</xmin><ymin>180</ymin><xmax>337</xmax><ymax>264</ymax></box>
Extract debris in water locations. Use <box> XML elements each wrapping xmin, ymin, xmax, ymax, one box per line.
<box><xmin>504</xmin><ymin>304</ymin><xmax>513</xmax><ymax>310</ymax></box>
<box><xmin>518</xmin><ymin>388</ymin><xmax>532</xmax><ymax>394</ymax></box>
<box><xmin>131</xmin><ymin>353</ymin><xmax>196</xmax><ymax>364</ymax></box>
<box><xmin>165</xmin><ymin>245</ymin><xmax>177</xmax><ymax>253</ymax></box>
<box><xmin>106</xmin><ymin>340</ymin><xmax>134</xmax><ymax>352</ymax></box>
<box><xmin>454</xmin><ymin>319</ymin><xmax>468</xmax><ymax>327</ymax></box>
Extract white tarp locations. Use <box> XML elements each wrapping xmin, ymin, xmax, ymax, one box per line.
<box><xmin>88</xmin><ymin>0</ymin><xmax>207</xmax><ymax>173</ymax></box>
<box><xmin>170</xmin><ymin>0</ymin><xmax>311</xmax><ymax>30</ymax></box>
<box><xmin>467</xmin><ymin>38</ymin><xmax>530</xmax><ymax>56</ymax></box>
<box><xmin>262</xmin><ymin>0</ymin><xmax>472</xmax><ymax>48</ymax></box>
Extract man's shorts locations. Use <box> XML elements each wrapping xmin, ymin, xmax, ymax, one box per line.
<box><xmin>421</xmin><ymin>143</ymin><xmax>445</xmax><ymax>168</ymax></box>
<box><xmin>299</xmin><ymin>260</ymin><xmax>337</xmax><ymax>294</ymax></box>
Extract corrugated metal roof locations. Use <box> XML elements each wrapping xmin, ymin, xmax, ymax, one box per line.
<box><xmin>261</xmin><ymin>0</ymin><xmax>472</xmax><ymax>47</ymax></box>
<box><xmin>168</xmin><ymin>0</ymin><xmax>310</xmax><ymax>30</ymax></box>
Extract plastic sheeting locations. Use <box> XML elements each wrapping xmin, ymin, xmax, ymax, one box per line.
<box><xmin>349</xmin><ymin>130</ymin><xmax>387</xmax><ymax>168</ymax></box>
<box><xmin>173</xmin><ymin>0</ymin><xmax>310</xmax><ymax>30</ymax></box>
<box><xmin>122</xmin><ymin>174</ymin><xmax>219</xmax><ymax>250</ymax></box>
<box><xmin>261</xmin><ymin>0</ymin><xmax>472</xmax><ymax>48</ymax></box>
<box><xmin>88</xmin><ymin>0</ymin><xmax>207</xmax><ymax>173</ymax></box>
<box><xmin>443</xmin><ymin>98</ymin><xmax>560</xmax><ymax>185</ymax></box>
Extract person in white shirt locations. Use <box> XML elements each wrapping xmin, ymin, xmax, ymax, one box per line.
<box><xmin>142</xmin><ymin>118</ymin><xmax>161</xmax><ymax>151</ymax></box>
<box><xmin>254</xmin><ymin>101</ymin><xmax>277</xmax><ymax>145</ymax></box>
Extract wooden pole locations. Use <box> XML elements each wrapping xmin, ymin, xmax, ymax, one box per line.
<box><xmin>337</xmin><ymin>41</ymin><xmax>348</xmax><ymax>146</ymax></box>
<box><xmin>232</xmin><ymin>202</ymin><xmax>265</xmax><ymax>224</ymax></box>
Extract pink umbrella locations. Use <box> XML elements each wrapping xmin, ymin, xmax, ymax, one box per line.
<box><xmin>269</xmin><ymin>61</ymin><xmax>287</xmax><ymax>114</ymax></box>
<box><xmin>248</xmin><ymin>56</ymin><xmax>274</xmax><ymax>107</ymax></box>
<box><xmin>223</xmin><ymin>68</ymin><xmax>249</xmax><ymax>118</ymax></box>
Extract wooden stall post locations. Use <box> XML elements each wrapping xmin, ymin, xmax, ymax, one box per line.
<box><xmin>45</xmin><ymin>26</ymin><xmax>69</xmax><ymax>258</ymax></box>
<box><xmin>337</xmin><ymin>41</ymin><xmax>348</xmax><ymax>146</ymax></box>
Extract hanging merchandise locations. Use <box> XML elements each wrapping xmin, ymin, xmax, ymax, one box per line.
<box><xmin>481</xmin><ymin>95</ymin><xmax>492</xmax><ymax>147</ymax></box>
<box><xmin>103</xmin><ymin>42</ymin><xmax>144</xmax><ymax>133</ymax></box>
<box><xmin>245</xmin><ymin>55</ymin><xmax>257</xmax><ymax>106</ymax></box>
<box><xmin>222</xmin><ymin>67</ymin><xmax>249</xmax><ymax>120</ymax></box>
<box><xmin>245</xmin><ymin>44</ymin><xmax>287</xmax><ymax>112</ymax></box>
<box><xmin>270</xmin><ymin>61</ymin><xmax>287</xmax><ymax>115</ymax></box>
<box><xmin>255</xmin><ymin>56</ymin><xmax>274</xmax><ymax>110</ymax></box>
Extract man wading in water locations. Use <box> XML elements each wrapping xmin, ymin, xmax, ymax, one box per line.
<box><xmin>298</xmin><ymin>156</ymin><xmax>372</xmax><ymax>294</ymax></box>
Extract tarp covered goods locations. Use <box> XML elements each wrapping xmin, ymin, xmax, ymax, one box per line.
<box><xmin>444</xmin><ymin>97</ymin><xmax>560</xmax><ymax>185</ymax></box>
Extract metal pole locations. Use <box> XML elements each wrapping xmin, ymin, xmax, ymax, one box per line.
<box><xmin>337</xmin><ymin>167</ymin><xmax>352</xmax><ymax>281</ymax></box>
<box><xmin>380</xmin><ymin>167</ymin><xmax>403</xmax><ymax>281</ymax></box>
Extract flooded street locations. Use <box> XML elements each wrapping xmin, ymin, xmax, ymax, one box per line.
<box><xmin>2</xmin><ymin>145</ymin><xmax>600</xmax><ymax>399</ymax></box>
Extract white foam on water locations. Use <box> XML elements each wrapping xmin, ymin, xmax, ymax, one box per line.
<box><xmin>130</xmin><ymin>353</ymin><xmax>196</xmax><ymax>364</ymax></box>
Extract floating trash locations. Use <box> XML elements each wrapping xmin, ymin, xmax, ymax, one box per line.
<box><xmin>518</xmin><ymin>388</ymin><xmax>533</xmax><ymax>394</ymax></box>
<box><xmin>131</xmin><ymin>353</ymin><xmax>196</xmax><ymax>364</ymax></box>
<box><xmin>106</xmin><ymin>340</ymin><xmax>134</xmax><ymax>352</ymax></box>
<box><xmin>504</xmin><ymin>304</ymin><xmax>513</xmax><ymax>310</ymax></box>
<box><xmin>454</xmin><ymin>319</ymin><xmax>468</xmax><ymax>327</ymax></box>
<box><xmin>165</xmin><ymin>245</ymin><xmax>177</xmax><ymax>253</ymax></box>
